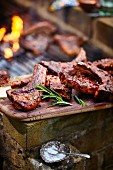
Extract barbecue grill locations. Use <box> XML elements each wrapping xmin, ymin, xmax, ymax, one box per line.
<box><xmin>0</xmin><ymin>0</ymin><xmax>111</xmax><ymax>77</ymax></box>
<box><xmin>0</xmin><ymin>1</ymin><xmax>113</xmax><ymax>170</ymax></box>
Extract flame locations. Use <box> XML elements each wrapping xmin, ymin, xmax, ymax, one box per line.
<box><xmin>12</xmin><ymin>41</ymin><xmax>20</xmax><ymax>52</ymax></box>
<box><xmin>3</xmin><ymin>15</ymin><xmax>23</xmax><ymax>59</ymax></box>
<box><xmin>0</xmin><ymin>27</ymin><xmax>6</xmax><ymax>41</ymax></box>
<box><xmin>4</xmin><ymin>48</ymin><xmax>13</xmax><ymax>59</ymax></box>
<box><xmin>3</xmin><ymin>15</ymin><xmax>23</xmax><ymax>42</ymax></box>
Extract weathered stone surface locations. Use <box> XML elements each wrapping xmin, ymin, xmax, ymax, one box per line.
<box><xmin>2</xmin><ymin>107</ymin><xmax>113</xmax><ymax>170</ymax></box>
<box><xmin>92</xmin><ymin>17</ymin><xmax>113</xmax><ymax>57</ymax></box>
<box><xmin>67</xmin><ymin>7</ymin><xmax>91</xmax><ymax>37</ymax></box>
<box><xmin>2</xmin><ymin>114</ymin><xmax>27</xmax><ymax>148</ymax></box>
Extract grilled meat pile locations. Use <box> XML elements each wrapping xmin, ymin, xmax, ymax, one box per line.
<box><xmin>0</xmin><ymin>70</ymin><xmax>10</xmax><ymax>86</ymax></box>
<box><xmin>20</xmin><ymin>21</ymin><xmax>86</xmax><ymax>58</ymax></box>
<box><xmin>6</xmin><ymin>49</ymin><xmax>113</xmax><ymax>111</ymax></box>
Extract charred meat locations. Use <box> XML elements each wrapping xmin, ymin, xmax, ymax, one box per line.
<box><xmin>23</xmin><ymin>21</ymin><xmax>57</xmax><ymax>36</ymax></box>
<box><xmin>53</xmin><ymin>34</ymin><xmax>84</xmax><ymax>56</ymax></box>
<box><xmin>46</xmin><ymin>75</ymin><xmax>72</xmax><ymax>100</ymax></box>
<box><xmin>95</xmin><ymin>76</ymin><xmax>113</xmax><ymax>102</ymax></box>
<box><xmin>40</xmin><ymin>61</ymin><xmax>64</xmax><ymax>75</ymax></box>
<box><xmin>21</xmin><ymin>34</ymin><xmax>50</xmax><ymax>55</ymax></box>
<box><xmin>93</xmin><ymin>58</ymin><xmax>113</xmax><ymax>75</ymax></box>
<box><xmin>40</xmin><ymin>48</ymin><xmax>87</xmax><ymax>75</ymax></box>
<box><xmin>0</xmin><ymin>70</ymin><xmax>10</xmax><ymax>86</ymax></box>
<box><xmin>7</xmin><ymin>64</ymin><xmax>47</xmax><ymax>111</ymax></box>
<box><xmin>10</xmin><ymin>75</ymin><xmax>32</xmax><ymax>89</ymax></box>
<box><xmin>60</xmin><ymin>62</ymin><xmax>110</xmax><ymax>95</ymax></box>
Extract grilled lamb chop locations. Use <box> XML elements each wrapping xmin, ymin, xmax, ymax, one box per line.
<box><xmin>46</xmin><ymin>75</ymin><xmax>72</xmax><ymax>100</ymax></box>
<box><xmin>40</xmin><ymin>48</ymin><xmax>87</xmax><ymax>75</ymax></box>
<box><xmin>53</xmin><ymin>34</ymin><xmax>84</xmax><ymax>56</ymax></box>
<box><xmin>41</xmin><ymin>61</ymin><xmax>64</xmax><ymax>76</ymax></box>
<box><xmin>93</xmin><ymin>58</ymin><xmax>113</xmax><ymax>75</ymax></box>
<box><xmin>7</xmin><ymin>64</ymin><xmax>47</xmax><ymax>111</ymax></box>
<box><xmin>72</xmin><ymin>48</ymin><xmax>87</xmax><ymax>63</ymax></box>
<box><xmin>23</xmin><ymin>21</ymin><xmax>57</xmax><ymax>36</ymax></box>
<box><xmin>10</xmin><ymin>75</ymin><xmax>32</xmax><ymax>89</ymax></box>
<box><xmin>21</xmin><ymin>34</ymin><xmax>50</xmax><ymax>55</ymax></box>
<box><xmin>59</xmin><ymin>62</ymin><xmax>110</xmax><ymax>95</ymax></box>
<box><xmin>0</xmin><ymin>70</ymin><xmax>10</xmax><ymax>86</ymax></box>
<box><xmin>95</xmin><ymin>76</ymin><xmax>113</xmax><ymax>102</ymax></box>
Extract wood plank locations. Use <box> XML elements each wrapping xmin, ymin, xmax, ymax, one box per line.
<box><xmin>0</xmin><ymin>97</ymin><xmax>113</xmax><ymax>122</ymax></box>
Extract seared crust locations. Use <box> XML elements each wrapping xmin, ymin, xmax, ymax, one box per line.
<box><xmin>94</xmin><ymin>76</ymin><xmax>113</xmax><ymax>101</ymax></box>
<box><xmin>59</xmin><ymin>62</ymin><xmax>111</xmax><ymax>96</ymax></box>
<box><xmin>46</xmin><ymin>75</ymin><xmax>72</xmax><ymax>100</ymax></box>
<box><xmin>10</xmin><ymin>76</ymin><xmax>32</xmax><ymax>88</ymax></box>
<box><xmin>40</xmin><ymin>48</ymin><xmax>87</xmax><ymax>75</ymax></box>
<box><xmin>93</xmin><ymin>58</ymin><xmax>113</xmax><ymax>75</ymax></box>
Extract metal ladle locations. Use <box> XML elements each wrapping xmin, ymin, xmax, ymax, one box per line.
<box><xmin>40</xmin><ymin>141</ymin><xmax>90</xmax><ymax>163</ymax></box>
<box><xmin>47</xmin><ymin>151</ymin><xmax>90</xmax><ymax>159</ymax></box>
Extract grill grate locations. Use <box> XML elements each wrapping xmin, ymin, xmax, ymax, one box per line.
<box><xmin>0</xmin><ymin>43</ymin><xmax>106</xmax><ymax>77</ymax></box>
<box><xmin>0</xmin><ymin>51</ymin><xmax>50</xmax><ymax>77</ymax></box>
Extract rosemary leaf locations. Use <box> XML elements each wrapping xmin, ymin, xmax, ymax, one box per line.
<box><xmin>73</xmin><ymin>95</ymin><xmax>81</xmax><ymax>104</ymax></box>
<box><xmin>74</xmin><ymin>95</ymin><xmax>88</xmax><ymax>107</ymax></box>
<box><xmin>35</xmin><ymin>84</ymin><xmax>71</xmax><ymax>106</ymax></box>
<box><xmin>79</xmin><ymin>99</ymin><xmax>88</xmax><ymax>107</ymax></box>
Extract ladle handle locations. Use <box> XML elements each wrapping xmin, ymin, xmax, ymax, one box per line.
<box><xmin>71</xmin><ymin>153</ymin><xmax>90</xmax><ymax>159</ymax></box>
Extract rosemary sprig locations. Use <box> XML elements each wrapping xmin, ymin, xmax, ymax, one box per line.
<box><xmin>74</xmin><ymin>95</ymin><xmax>88</xmax><ymax>107</ymax></box>
<box><xmin>35</xmin><ymin>84</ymin><xmax>72</xmax><ymax>106</ymax></box>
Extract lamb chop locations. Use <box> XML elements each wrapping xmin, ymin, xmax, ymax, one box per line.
<box><xmin>40</xmin><ymin>48</ymin><xmax>87</xmax><ymax>75</ymax></box>
<box><xmin>46</xmin><ymin>75</ymin><xmax>72</xmax><ymax>100</ymax></box>
<box><xmin>59</xmin><ymin>62</ymin><xmax>110</xmax><ymax>95</ymax></box>
<box><xmin>21</xmin><ymin>34</ymin><xmax>50</xmax><ymax>55</ymax></box>
<box><xmin>93</xmin><ymin>58</ymin><xmax>113</xmax><ymax>75</ymax></box>
<box><xmin>23</xmin><ymin>21</ymin><xmax>57</xmax><ymax>36</ymax></box>
<box><xmin>53</xmin><ymin>34</ymin><xmax>84</xmax><ymax>56</ymax></box>
<box><xmin>0</xmin><ymin>69</ymin><xmax>10</xmax><ymax>86</ymax></box>
<box><xmin>7</xmin><ymin>64</ymin><xmax>47</xmax><ymax>111</ymax></box>
<box><xmin>94</xmin><ymin>76</ymin><xmax>113</xmax><ymax>102</ymax></box>
<box><xmin>10</xmin><ymin>75</ymin><xmax>32</xmax><ymax>89</ymax></box>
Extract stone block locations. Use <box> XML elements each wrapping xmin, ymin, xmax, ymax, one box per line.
<box><xmin>92</xmin><ymin>17</ymin><xmax>113</xmax><ymax>57</ymax></box>
<box><xmin>67</xmin><ymin>7</ymin><xmax>92</xmax><ymax>37</ymax></box>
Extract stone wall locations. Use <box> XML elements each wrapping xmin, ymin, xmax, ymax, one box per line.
<box><xmin>0</xmin><ymin>107</ymin><xmax>113</xmax><ymax>170</ymax></box>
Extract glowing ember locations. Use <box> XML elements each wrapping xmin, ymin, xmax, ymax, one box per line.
<box><xmin>12</xmin><ymin>42</ymin><xmax>20</xmax><ymax>52</ymax></box>
<box><xmin>4</xmin><ymin>48</ymin><xmax>13</xmax><ymax>59</ymax></box>
<box><xmin>0</xmin><ymin>27</ymin><xmax>6</xmax><ymax>41</ymax></box>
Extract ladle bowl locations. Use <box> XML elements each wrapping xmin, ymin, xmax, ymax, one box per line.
<box><xmin>40</xmin><ymin>141</ymin><xmax>90</xmax><ymax>163</ymax></box>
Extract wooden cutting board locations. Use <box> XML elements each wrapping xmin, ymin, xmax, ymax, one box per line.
<box><xmin>0</xmin><ymin>97</ymin><xmax>113</xmax><ymax>122</ymax></box>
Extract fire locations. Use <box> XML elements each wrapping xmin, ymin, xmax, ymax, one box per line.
<box><xmin>0</xmin><ymin>27</ymin><xmax>6</xmax><ymax>41</ymax></box>
<box><xmin>0</xmin><ymin>15</ymin><xmax>23</xmax><ymax>59</ymax></box>
<box><xmin>3</xmin><ymin>15</ymin><xmax>23</xmax><ymax>42</ymax></box>
<box><xmin>12</xmin><ymin>41</ymin><xmax>20</xmax><ymax>52</ymax></box>
<box><xmin>4</xmin><ymin>48</ymin><xmax>13</xmax><ymax>59</ymax></box>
